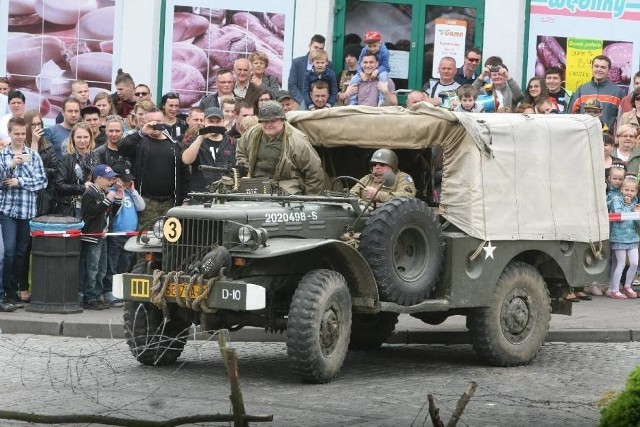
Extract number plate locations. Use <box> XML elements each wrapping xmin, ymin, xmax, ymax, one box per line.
<box><xmin>122</xmin><ymin>274</ymin><xmax>266</xmax><ymax>310</ymax></box>
<box><xmin>164</xmin><ymin>283</ymin><xmax>203</xmax><ymax>298</ymax></box>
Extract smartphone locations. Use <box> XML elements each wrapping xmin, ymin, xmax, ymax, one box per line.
<box><xmin>21</xmin><ymin>153</ymin><xmax>32</xmax><ymax>163</ymax></box>
<box><xmin>152</xmin><ymin>123</ymin><xmax>166</xmax><ymax>131</ymax></box>
<box><xmin>198</xmin><ymin>125</ymin><xmax>226</xmax><ymax>135</ymax></box>
<box><xmin>490</xmin><ymin>66</ymin><xmax>501</xmax><ymax>73</ymax></box>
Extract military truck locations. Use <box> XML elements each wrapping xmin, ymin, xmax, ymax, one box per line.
<box><xmin>114</xmin><ymin>104</ymin><xmax>610</xmax><ymax>383</ymax></box>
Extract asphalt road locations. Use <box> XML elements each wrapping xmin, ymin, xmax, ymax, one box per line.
<box><xmin>0</xmin><ymin>334</ymin><xmax>637</xmax><ymax>426</ymax></box>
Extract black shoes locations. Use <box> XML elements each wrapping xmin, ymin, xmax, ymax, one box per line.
<box><xmin>0</xmin><ymin>302</ymin><xmax>17</xmax><ymax>312</ymax></box>
<box><xmin>83</xmin><ymin>300</ymin><xmax>104</xmax><ymax>310</ymax></box>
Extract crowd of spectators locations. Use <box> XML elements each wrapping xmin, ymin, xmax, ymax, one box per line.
<box><xmin>0</xmin><ymin>31</ymin><xmax>636</xmax><ymax>311</ymax></box>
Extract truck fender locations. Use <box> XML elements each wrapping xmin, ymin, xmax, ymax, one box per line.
<box><xmin>238</xmin><ymin>238</ymin><xmax>380</xmax><ymax>312</ymax></box>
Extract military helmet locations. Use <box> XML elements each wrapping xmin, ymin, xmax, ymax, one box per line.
<box><xmin>370</xmin><ymin>148</ymin><xmax>398</xmax><ymax>170</ymax></box>
<box><xmin>258</xmin><ymin>100</ymin><xmax>286</xmax><ymax>122</ymax></box>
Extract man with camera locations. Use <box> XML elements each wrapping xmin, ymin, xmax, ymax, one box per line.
<box><xmin>118</xmin><ymin>107</ymin><xmax>190</xmax><ymax>228</ymax></box>
<box><xmin>472</xmin><ymin>62</ymin><xmax>523</xmax><ymax>112</ymax></box>
<box><xmin>181</xmin><ymin>107</ymin><xmax>236</xmax><ymax>203</ymax></box>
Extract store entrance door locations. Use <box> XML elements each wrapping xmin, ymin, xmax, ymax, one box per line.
<box><xmin>333</xmin><ymin>0</ymin><xmax>484</xmax><ymax>99</ymax></box>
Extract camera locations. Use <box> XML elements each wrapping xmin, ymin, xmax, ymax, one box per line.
<box><xmin>198</xmin><ymin>125</ymin><xmax>226</xmax><ymax>136</ymax></box>
<box><xmin>152</xmin><ymin>123</ymin><xmax>167</xmax><ymax>131</ymax></box>
<box><xmin>490</xmin><ymin>66</ymin><xmax>501</xmax><ymax>73</ymax></box>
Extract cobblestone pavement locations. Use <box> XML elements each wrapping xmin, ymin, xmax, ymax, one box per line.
<box><xmin>0</xmin><ymin>334</ymin><xmax>637</xmax><ymax>426</ymax></box>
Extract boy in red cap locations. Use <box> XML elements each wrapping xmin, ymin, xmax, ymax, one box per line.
<box><xmin>350</xmin><ymin>31</ymin><xmax>391</xmax><ymax>106</ymax></box>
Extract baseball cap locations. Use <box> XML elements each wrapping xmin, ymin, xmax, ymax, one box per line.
<box><xmin>92</xmin><ymin>164</ymin><xmax>118</xmax><ymax>179</ymax></box>
<box><xmin>363</xmin><ymin>31</ymin><xmax>382</xmax><ymax>43</ymax></box>
<box><xmin>275</xmin><ymin>90</ymin><xmax>293</xmax><ymax>102</ymax></box>
<box><xmin>111</xmin><ymin>160</ymin><xmax>135</xmax><ymax>181</ymax></box>
<box><xmin>205</xmin><ymin>107</ymin><xmax>224</xmax><ymax>119</ymax></box>
<box><xmin>584</xmin><ymin>98</ymin><xmax>602</xmax><ymax>110</ymax></box>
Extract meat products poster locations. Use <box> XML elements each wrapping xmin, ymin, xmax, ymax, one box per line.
<box><xmin>527</xmin><ymin>0</ymin><xmax>639</xmax><ymax>93</ymax></box>
<box><xmin>0</xmin><ymin>0</ymin><xmax>123</xmax><ymax>121</ymax></box>
<box><xmin>162</xmin><ymin>0</ymin><xmax>294</xmax><ymax>109</ymax></box>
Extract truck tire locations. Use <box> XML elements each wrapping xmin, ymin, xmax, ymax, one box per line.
<box><xmin>286</xmin><ymin>269</ymin><xmax>352</xmax><ymax>383</ymax></box>
<box><xmin>359</xmin><ymin>197</ymin><xmax>444</xmax><ymax>306</ymax></box>
<box><xmin>467</xmin><ymin>261</ymin><xmax>551</xmax><ymax>366</ymax></box>
<box><xmin>123</xmin><ymin>260</ymin><xmax>191</xmax><ymax>366</ymax></box>
<box><xmin>349</xmin><ymin>312</ymin><xmax>399</xmax><ymax>350</ymax></box>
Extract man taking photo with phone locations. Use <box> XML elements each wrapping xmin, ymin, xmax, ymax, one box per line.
<box><xmin>118</xmin><ymin>107</ymin><xmax>190</xmax><ymax>227</ymax></box>
<box><xmin>181</xmin><ymin>107</ymin><xmax>236</xmax><ymax>204</ymax></box>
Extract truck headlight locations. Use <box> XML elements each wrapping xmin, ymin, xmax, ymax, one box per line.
<box><xmin>238</xmin><ymin>226</ymin><xmax>252</xmax><ymax>243</ymax></box>
<box><xmin>152</xmin><ymin>219</ymin><xmax>165</xmax><ymax>238</ymax></box>
<box><xmin>238</xmin><ymin>226</ymin><xmax>268</xmax><ymax>247</ymax></box>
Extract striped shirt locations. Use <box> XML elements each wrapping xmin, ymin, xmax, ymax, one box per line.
<box><xmin>0</xmin><ymin>145</ymin><xmax>48</xmax><ymax>219</ymax></box>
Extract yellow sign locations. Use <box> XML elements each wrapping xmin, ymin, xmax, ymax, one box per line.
<box><xmin>131</xmin><ymin>278</ymin><xmax>150</xmax><ymax>298</ymax></box>
<box><xmin>565</xmin><ymin>38</ymin><xmax>603</xmax><ymax>93</ymax></box>
<box><xmin>163</xmin><ymin>217</ymin><xmax>182</xmax><ymax>242</ymax></box>
<box><xmin>165</xmin><ymin>283</ymin><xmax>203</xmax><ymax>298</ymax></box>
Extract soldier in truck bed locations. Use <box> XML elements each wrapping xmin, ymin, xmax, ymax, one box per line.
<box><xmin>235</xmin><ymin>101</ymin><xmax>325</xmax><ymax>195</ymax></box>
<box><xmin>350</xmin><ymin>148</ymin><xmax>416</xmax><ymax>202</ymax></box>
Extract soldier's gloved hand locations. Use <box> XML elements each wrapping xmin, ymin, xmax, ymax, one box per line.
<box><xmin>235</xmin><ymin>164</ymin><xmax>247</xmax><ymax>177</ymax></box>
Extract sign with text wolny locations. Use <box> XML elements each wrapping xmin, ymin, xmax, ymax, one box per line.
<box><xmin>526</xmin><ymin>0</ymin><xmax>640</xmax><ymax>93</ymax></box>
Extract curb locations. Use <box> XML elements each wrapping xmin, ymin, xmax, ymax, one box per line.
<box><xmin>1</xmin><ymin>318</ymin><xmax>638</xmax><ymax>344</ymax></box>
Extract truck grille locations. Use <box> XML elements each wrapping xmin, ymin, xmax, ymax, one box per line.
<box><xmin>162</xmin><ymin>218</ymin><xmax>223</xmax><ymax>272</ymax></box>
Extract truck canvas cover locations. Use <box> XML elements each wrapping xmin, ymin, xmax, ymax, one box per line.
<box><xmin>288</xmin><ymin>104</ymin><xmax>608</xmax><ymax>243</ymax></box>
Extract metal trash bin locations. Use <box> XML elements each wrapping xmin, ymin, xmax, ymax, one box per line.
<box><xmin>26</xmin><ymin>215</ymin><xmax>84</xmax><ymax>314</ymax></box>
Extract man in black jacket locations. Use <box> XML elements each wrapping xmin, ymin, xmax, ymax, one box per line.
<box><xmin>118</xmin><ymin>107</ymin><xmax>190</xmax><ymax>229</ymax></box>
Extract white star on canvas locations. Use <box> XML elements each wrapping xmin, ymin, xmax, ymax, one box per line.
<box><xmin>483</xmin><ymin>241</ymin><xmax>496</xmax><ymax>259</ymax></box>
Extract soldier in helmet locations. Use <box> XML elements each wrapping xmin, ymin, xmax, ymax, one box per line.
<box><xmin>350</xmin><ymin>149</ymin><xmax>416</xmax><ymax>202</ymax></box>
<box><xmin>235</xmin><ymin>100</ymin><xmax>325</xmax><ymax>195</ymax></box>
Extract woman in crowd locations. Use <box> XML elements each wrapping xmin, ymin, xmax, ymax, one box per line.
<box><xmin>54</xmin><ymin>123</ymin><xmax>98</xmax><ymax>217</ymax></box>
<box><xmin>522</xmin><ymin>77</ymin><xmax>553</xmax><ymax>108</ymax></box>
<box><xmin>249</xmin><ymin>51</ymin><xmax>280</xmax><ymax>96</ymax></box>
<box><xmin>93</xmin><ymin>92</ymin><xmax>117</xmax><ymax>126</ymax></box>
<box><xmin>24</xmin><ymin>110</ymin><xmax>58</xmax><ymax>216</ymax></box>
<box><xmin>619</xmin><ymin>88</ymin><xmax>640</xmax><ymax>128</ymax></box>
<box><xmin>160</xmin><ymin>92</ymin><xmax>187</xmax><ymax>140</ymax></box>
<box><xmin>251</xmin><ymin>88</ymin><xmax>273</xmax><ymax>114</ymax></box>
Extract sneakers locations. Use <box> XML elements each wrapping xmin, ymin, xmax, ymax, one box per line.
<box><xmin>103</xmin><ymin>292</ymin><xmax>124</xmax><ymax>308</ymax></box>
<box><xmin>623</xmin><ymin>287</ymin><xmax>638</xmax><ymax>299</ymax></box>
<box><xmin>589</xmin><ymin>285</ymin><xmax>603</xmax><ymax>296</ymax></box>
<box><xmin>83</xmin><ymin>300</ymin><xmax>104</xmax><ymax>310</ymax></box>
<box><xmin>609</xmin><ymin>290</ymin><xmax>628</xmax><ymax>300</ymax></box>
<box><xmin>0</xmin><ymin>302</ymin><xmax>16</xmax><ymax>312</ymax></box>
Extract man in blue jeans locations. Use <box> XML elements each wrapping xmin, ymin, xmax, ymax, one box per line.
<box><xmin>0</xmin><ymin>116</ymin><xmax>47</xmax><ymax>310</ymax></box>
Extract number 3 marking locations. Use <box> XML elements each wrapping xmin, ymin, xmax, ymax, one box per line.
<box><xmin>163</xmin><ymin>217</ymin><xmax>182</xmax><ymax>242</ymax></box>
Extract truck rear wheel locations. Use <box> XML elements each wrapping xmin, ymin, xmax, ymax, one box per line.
<box><xmin>359</xmin><ymin>197</ymin><xmax>444</xmax><ymax>305</ymax></box>
<box><xmin>123</xmin><ymin>260</ymin><xmax>191</xmax><ymax>366</ymax></box>
<box><xmin>467</xmin><ymin>262</ymin><xmax>551</xmax><ymax>366</ymax></box>
<box><xmin>286</xmin><ymin>269</ymin><xmax>352</xmax><ymax>383</ymax></box>
<box><xmin>349</xmin><ymin>312</ymin><xmax>399</xmax><ymax>350</ymax></box>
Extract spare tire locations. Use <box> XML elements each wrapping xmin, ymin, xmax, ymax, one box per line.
<box><xmin>359</xmin><ymin>197</ymin><xmax>444</xmax><ymax>306</ymax></box>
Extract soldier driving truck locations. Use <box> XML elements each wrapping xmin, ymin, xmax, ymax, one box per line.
<box><xmin>114</xmin><ymin>104</ymin><xmax>609</xmax><ymax>384</ymax></box>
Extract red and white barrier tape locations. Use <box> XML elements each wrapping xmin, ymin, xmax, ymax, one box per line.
<box><xmin>609</xmin><ymin>212</ymin><xmax>640</xmax><ymax>222</ymax></box>
<box><xmin>30</xmin><ymin>230</ymin><xmax>139</xmax><ymax>238</ymax></box>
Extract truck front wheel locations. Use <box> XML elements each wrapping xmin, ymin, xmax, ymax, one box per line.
<box><xmin>467</xmin><ymin>261</ymin><xmax>551</xmax><ymax>366</ymax></box>
<box><xmin>287</xmin><ymin>269</ymin><xmax>352</xmax><ymax>383</ymax></box>
<box><xmin>123</xmin><ymin>260</ymin><xmax>191</xmax><ymax>366</ymax></box>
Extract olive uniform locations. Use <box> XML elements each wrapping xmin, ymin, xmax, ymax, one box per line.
<box><xmin>350</xmin><ymin>171</ymin><xmax>416</xmax><ymax>202</ymax></box>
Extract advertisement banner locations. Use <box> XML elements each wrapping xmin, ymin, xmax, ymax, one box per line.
<box><xmin>0</xmin><ymin>0</ymin><xmax>123</xmax><ymax>120</ymax></box>
<box><xmin>162</xmin><ymin>0</ymin><xmax>294</xmax><ymax>109</ymax></box>
<box><xmin>527</xmin><ymin>0</ymin><xmax>638</xmax><ymax>93</ymax></box>
<box><xmin>432</xmin><ymin>18</ymin><xmax>467</xmax><ymax>78</ymax></box>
